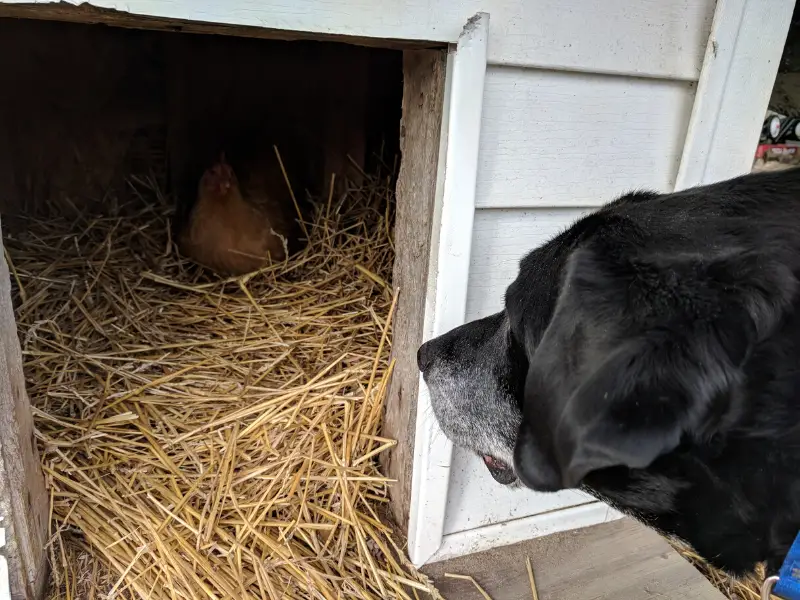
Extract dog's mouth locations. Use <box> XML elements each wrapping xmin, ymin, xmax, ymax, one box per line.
<box><xmin>482</xmin><ymin>455</ymin><xmax>517</xmax><ymax>485</ymax></box>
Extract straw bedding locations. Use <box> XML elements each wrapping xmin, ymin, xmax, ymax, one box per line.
<box><xmin>674</xmin><ymin>544</ymin><xmax>774</xmax><ymax>600</ymax></box>
<box><xmin>5</xmin><ymin>169</ymin><xmax>442</xmax><ymax>599</ymax></box>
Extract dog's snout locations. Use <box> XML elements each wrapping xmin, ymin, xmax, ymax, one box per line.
<box><xmin>417</xmin><ymin>340</ymin><xmax>435</xmax><ymax>373</ymax></box>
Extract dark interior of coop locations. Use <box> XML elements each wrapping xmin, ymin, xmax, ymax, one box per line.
<box><xmin>0</xmin><ymin>17</ymin><xmax>404</xmax><ymax>243</ymax></box>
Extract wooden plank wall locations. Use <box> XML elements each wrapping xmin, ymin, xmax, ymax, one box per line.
<box><xmin>0</xmin><ymin>240</ymin><xmax>48</xmax><ymax>600</ymax></box>
<box><xmin>382</xmin><ymin>49</ymin><xmax>447</xmax><ymax>530</ymax></box>
<box><xmin>0</xmin><ymin>17</ymin><xmax>395</xmax><ymax>220</ymax></box>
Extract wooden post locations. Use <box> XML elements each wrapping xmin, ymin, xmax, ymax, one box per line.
<box><xmin>381</xmin><ymin>49</ymin><xmax>447</xmax><ymax>530</ymax></box>
<box><xmin>0</xmin><ymin>230</ymin><xmax>48</xmax><ymax>600</ymax></box>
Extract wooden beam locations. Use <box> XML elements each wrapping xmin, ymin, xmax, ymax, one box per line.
<box><xmin>0</xmin><ymin>3</ymin><xmax>445</xmax><ymax>52</ymax></box>
<box><xmin>0</xmin><ymin>229</ymin><xmax>48</xmax><ymax>600</ymax></box>
<box><xmin>381</xmin><ymin>49</ymin><xmax>446</xmax><ymax>530</ymax></box>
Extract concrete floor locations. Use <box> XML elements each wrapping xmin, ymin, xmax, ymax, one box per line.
<box><xmin>421</xmin><ymin>519</ymin><xmax>725</xmax><ymax>600</ymax></box>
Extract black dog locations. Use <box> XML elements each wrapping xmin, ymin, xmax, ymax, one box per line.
<box><xmin>418</xmin><ymin>168</ymin><xmax>800</xmax><ymax>576</ymax></box>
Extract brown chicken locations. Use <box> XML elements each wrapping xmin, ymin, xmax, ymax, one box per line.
<box><xmin>178</xmin><ymin>153</ymin><xmax>297</xmax><ymax>276</ymax></box>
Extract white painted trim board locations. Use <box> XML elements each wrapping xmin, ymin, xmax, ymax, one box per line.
<box><xmin>407</xmin><ymin>12</ymin><xmax>489</xmax><ymax>568</ymax></box>
<box><xmin>430</xmin><ymin>502</ymin><xmax>625</xmax><ymax>564</ymax></box>
<box><xmin>675</xmin><ymin>0</ymin><xmax>796</xmax><ymax>190</ymax></box>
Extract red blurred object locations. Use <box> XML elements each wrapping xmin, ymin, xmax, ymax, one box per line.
<box><xmin>754</xmin><ymin>143</ymin><xmax>799</xmax><ymax>161</ymax></box>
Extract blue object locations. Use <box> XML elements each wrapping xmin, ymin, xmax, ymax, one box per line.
<box><xmin>774</xmin><ymin>533</ymin><xmax>800</xmax><ymax>599</ymax></box>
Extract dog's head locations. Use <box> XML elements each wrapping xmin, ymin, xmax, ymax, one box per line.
<box><xmin>420</xmin><ymin>197</ymin><xmax>797</xmax><ymax>494</ymax></box>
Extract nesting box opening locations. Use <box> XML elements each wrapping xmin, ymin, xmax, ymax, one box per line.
<box><xmin>0</xmin><ymin>14</ymin><xmax>443</xmax><ymax>599</ymax></box>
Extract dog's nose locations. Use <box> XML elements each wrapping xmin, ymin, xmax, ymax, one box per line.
<box><xmin>417</xmin><ymin>341</ymin><xmax>435</xmax><ymax>373</ymax></box>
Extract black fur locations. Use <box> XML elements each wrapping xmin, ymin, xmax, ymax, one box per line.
<box><xmin>418</xmin><ymin>168</ymin><xmax>800</xmax><ymax>575</ymax></box>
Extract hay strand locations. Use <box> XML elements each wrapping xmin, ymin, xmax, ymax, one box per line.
<box><xmin>443</xmin><ymin>574</ymin><xmax>493</xmax><ymax>600</ymax></box>
<box><xmin>273</xmin><ymin>145</ymin><xmax>309</xmax><ymax>240</ymax></box>
<box><xmin>525</xmin><ymin>557</ymin><xmax>539</xmax><ymax>600</ymax></box>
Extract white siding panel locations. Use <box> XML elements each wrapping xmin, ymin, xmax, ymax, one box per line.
<box><xmin>444</xmin><ymin>448</ymin><xmax>595</xmax><ymax>535</ymax></box>
<box><xmin>482</xmin><ymin>0</ymin><xmax>714</xmax><ymax>78</ymax></box>
<box><xmin>408</xmin><ymin>13</ymin><xmax>488</xmax><ymax>567</ymax></box>
<box><xmin>465</xmin><ymin>207</ymin><xmax>591</xmax><ymax>321</ymax></box>
<box><xmin>475</xmin><ymin>67</ymin><xmax>697</xmax><ymax>209</ymax></box>
<box><xmin>445</xmin><ymin>207</ymin><xmax>594</xmax><ymax>536</ymax></box>
<box><xmin>2</xmin><ymin>0</ymin><xmax>715</xmax><ymax>79</ymax></box>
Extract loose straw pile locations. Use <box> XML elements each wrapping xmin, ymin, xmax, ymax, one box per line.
<box><xmin>674</xmin><ymin>542</ymin><xmax>775</xmax><ymax>600</ymax></box>
<box><xmin>6</xmin><ymin>170</ymin><xmax>441</xmax><ymax>599</ymax></box>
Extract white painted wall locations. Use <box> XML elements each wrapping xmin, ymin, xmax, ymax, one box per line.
<box><xmin>475</xmin><ymin>68</ymin><xmax>697</xmax><ymax>209</ymax></box>
<box><xmin>464</xmin><ymin>208</ymin><xmax>590</xmax><ymax>322</ymax></box>
<box><xmin>408</xmin><ymin>12</ymin><xmax>489</xmax><ymax>568</ymax></box>
<box><xmin>676</xmin><ymin>0</ymin><xmax>795</xmax><ymax>189</ymax></box>
<box><xmin>442</xmin><ymin>61</ymin><xmax>703</xmax><ymax>533</ymax></box>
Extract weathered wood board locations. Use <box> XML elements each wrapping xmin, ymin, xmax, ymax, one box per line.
<box><xmin>423</xmin><ymin>519</ymin><xmax>726</xmax><ymax>600</ymax></box>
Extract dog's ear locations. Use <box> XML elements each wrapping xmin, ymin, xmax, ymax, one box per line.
<box><xmin>514</xmin><ymin>243</ymin><xmax>797</xmax><ymax>491</ymax></box>
<box><xmin>552</xmin><ymin>335</ymin><xmax>729</xmax><ymax>488</ymax></box>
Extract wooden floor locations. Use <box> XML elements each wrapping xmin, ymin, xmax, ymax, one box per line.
<box><xmin>421</xmin><ymin>519</ymin><xmax>726</xmax><ymax>600</ymax></box>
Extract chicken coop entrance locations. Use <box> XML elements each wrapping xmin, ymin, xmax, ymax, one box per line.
<box><xmin>0</xmin><ymin>13</ymin><xmax>446</xmax><ymax>599</ymax></box>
